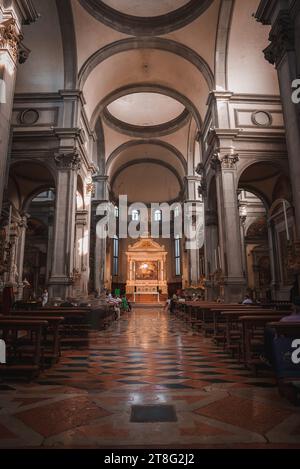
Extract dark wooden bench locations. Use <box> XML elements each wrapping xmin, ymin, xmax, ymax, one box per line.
<box><xmin>7</xmin><ymin>314</ymin><xmax>64</xmax><ymax>364</ymax></box>
<box><xmin>0</xmin><ymin>319</ymin><xmax>48</xmax><ymax>378</ymax></box>
<box><xmin>220</xmin><ymin>310</ymin><xmax>285</xmax><ymax>358</ymax></box>
<box><xmin>240</xmin><ymin>314</ymin><xmax>288</xmax><ymax>371</ymax></box>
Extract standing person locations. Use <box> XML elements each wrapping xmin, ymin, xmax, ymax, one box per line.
<box><xmin>121</xmin><ymin>295</ymin><xmax>129</xmax><ymax>312</ymax></box>
<box><xmin>42</xmin><ymin>288</ymin><xmax>49</xmax><ymax>307</ymax></box>
<box><xmin>165</xmin><ymin>297</ymin><xmax>171</xmax><ymax>312</ymax></box>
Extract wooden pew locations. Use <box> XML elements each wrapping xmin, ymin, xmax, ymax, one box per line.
<box><xmin>12</xmin><ymin>305</ymin><xmax>116</xmax><ymax>346</ymax></box>
<box><xmin>240</xmin><ymin>314</ymin><xmax>288</xmax><ymax>371</ymax></box>
<box><xmin>220</xmin><ymin>309</ymin><xmax>283</xmax><ymax>357</ymax></box>
<box><xmin>211</xmin><ymin>305</ymin><xmax>263</xmax><ymax>340</ymax></box>
<box><xmin>7</xmin><ymin>314</ymin><xmax>64</xmax><ymax>364</ymax></box>
<box><xmin>0</xmin><ymin>319</ymin><xmax>48</xmax><ymax>378</ymax></box>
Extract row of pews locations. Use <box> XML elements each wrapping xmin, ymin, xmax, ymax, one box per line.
<box><xmin>0</xmin><ymin>304</ymin><xmax>117</xmax><ymax>379</ymax></box>
<box><xmin>174</xmin><ymin>301</ymin><xmax>300</xmax><ymax>404</ymax></box>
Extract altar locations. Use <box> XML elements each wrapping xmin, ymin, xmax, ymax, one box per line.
<box><xmin>126</xmin><ymin>238</ymin><xmax>168</xmax><ymax>299</ymax></box>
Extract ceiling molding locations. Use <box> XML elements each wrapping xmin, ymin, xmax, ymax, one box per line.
<box><xmin>102</xmin><ymin>106</ymin><xmax>191</xmax><ymax>138</ymax></box>
<box><xmin>78</xmin><ymin>37</ymin><xmax>214</xmax><ymax>91</ymax></box>
<box><xmin>78</xmin><ymin>0</ymin><xmax>214</xmax><ymax>36</ymax></box>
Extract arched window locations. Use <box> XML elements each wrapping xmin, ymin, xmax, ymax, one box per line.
<box><xmin>154</xmin><ymin>210</ymin><xmax>162</xmax><ymax>222</ymax></box>
<box><xmin>131</xmin><ymin>209</ymin><xmax>140</xmax><ymax>221</ymax></box>
<box><xmin>113</xmin><ymin>236</ymin><xmax>119</xmax><ymax>276</ymax></box>
<box><xmin>175</xmin><ymin>236</ymin><xmax>181</xmax><ymax>276</ymax></box>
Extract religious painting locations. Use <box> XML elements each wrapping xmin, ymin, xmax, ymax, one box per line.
<box><xmin>135</xmin><ymin>261</ymin><xmax>158</xmax><ymax>281</ymax></box>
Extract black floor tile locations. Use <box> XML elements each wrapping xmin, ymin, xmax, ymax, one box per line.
<box><xmin>131</xmin><ymin>404</ymin><xmax>177</xmax><ymax>423</ymax></box>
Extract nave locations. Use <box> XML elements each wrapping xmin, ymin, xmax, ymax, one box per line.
<box><xmin>0</xmin><ymin>308</ymin><xmax>299</xmax><ymax>448</ymax></box>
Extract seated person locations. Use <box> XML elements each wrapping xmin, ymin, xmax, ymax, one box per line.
<box><xmin>242</xmin><ymin>294</ymin><xmax>253</xmax><ymax>305</ymax></box>
<box><xmin>107</xmin><ymin>295</ymin><xmax>122</xmax><ymax>320</ymax></box>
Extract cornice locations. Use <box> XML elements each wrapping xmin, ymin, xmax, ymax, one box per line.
<box><xmin>255</xmin><ymin>0</ymin><xmax>278</xmax><ymax>25</ymax></box>
<box><xmin>15</xmin><ymin>0</ymin><xmax>39</xmax><ymax>24</ymax></box>
<box><xmin>263</xmin><ymin>10</ymin><xmax>295</xmax><ymax>67</ymax></box>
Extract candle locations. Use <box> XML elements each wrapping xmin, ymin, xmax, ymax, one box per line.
<box><xmin>214</xmin><ymin>249</ymin><xmax>218</xmax><ymax>270</ymax></box>
<box><xmin>282</xmin><ymin>200</ymin><xmax>290</xmax><ymax>242</ymax></box>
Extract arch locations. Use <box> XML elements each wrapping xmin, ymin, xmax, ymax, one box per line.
<box><xmin>106</xmin><ymin>139</ymin><xmax>187</xmax><ymax>176</ymax></box>
<box><xmin>78</xmin><ymin>37</ymin><xmax>214</xmax><ymax>91</ymax></box>
<box><xmin>79</xmin><ymin>0</ymin><xmax>214</xmax><ymax>37</ymax></box>
<box><xmin>269</xmin><ymin>198</ymin><xmax>292</xmax><ymax>218</ymax></box>
<box><xmin>92</xmin><ymin>83</ymin><xmax>202</xmax><ymax>131</ymax></box>
<box><xmin>214</xmin><ymin>0</ymin><xmax>235</xmax><ymax>90</ymax></box>
<box><xmin>56</xmin><ymin>0</ymin><xmax>77</xmax><ymax>89</ymax></box>
<box><xmin>110</xmin><ymin>159</ymin><xmax>184</xmax><ymax>193</ymax></box>
<box><xmin>237</xmin><ymin>158</ymin><xmax>289</xmax><ymax>183</ymax></box>
<box><xmin>8</xmin><ymin>160</ymin><xmax>56</xmax><ymax>212</ymax></box>
<box><xmin>22</xmin><ymin>186</ymin><xmax>55</xmax><ymax>213</ymax></box>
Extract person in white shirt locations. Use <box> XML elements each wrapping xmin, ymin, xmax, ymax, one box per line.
<box><xmin>242</xmin><ymin>294</ymin><xmax>253</xmax><ymax>305</ymax></box>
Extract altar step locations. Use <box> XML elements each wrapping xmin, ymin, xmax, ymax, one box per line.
<box><xmin>132</xmin><ymin>303</ymin><xmax>164</xmax><ymax>309</ymax></box>
<box><xmin>128</xmin><ymin>294</ymin><xmax>168</xmax><ymax>304</ymax></box>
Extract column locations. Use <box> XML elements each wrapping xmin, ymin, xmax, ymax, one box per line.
<box><xmin>15</xmin><ymin>213</ymin><xmax>29</xmax><ymax>299</ymax></box>
<box><xmin>0</xmin><ymin>18</ymin><xmax>21</xmax><ymax>210</ymax></box>
<box><xmin>48</xmin><ymin>152</ymin><xmax>80</xmax><ymax>299</ymax></box>
<box><xmin>46</xmin><ymin>214</ymin><xmax>54</xmax><ymax>284</ymax></box>
<box><xmin>73</xmin><ymin>209</ymin><xmax>89</xmax><ymax>297</ymax></box>
<box><xmin>184</xmin><ymin>175</ymin><xmax>204</xmax><ymax>287</ymax></box>
<box><xmin>259</xmin><ymin>10</ymin><xmax>300</xmax><ymax>281</ymax></box>
<box><xmin>212</xmin><ymin>151</ymin><xmax>246</xmax><ymax>302</ymax></box>
<box><xmin>0</xmin><ymin>2</ymin><xmax>38</xmax><ymax>211</ymax></box>
<box><xmin>263</xmin><ymin>12</ymin><xmax>300</xmax><ymax>236</ymax></box>
<box><xmin>204</xmin><ymin>209</ymin><xmax>219</xmax><ymax>300</ymax></box>
<box><xmin>93</xmin><ymin>175</ymin><xmax>109</xmax><ymax>295</ymax></box>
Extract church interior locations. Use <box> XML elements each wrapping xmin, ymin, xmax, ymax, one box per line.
<box><xmin>0</xmin><ymin>0</ymin><xmax>300</xmax><ymax>450</ymax></box>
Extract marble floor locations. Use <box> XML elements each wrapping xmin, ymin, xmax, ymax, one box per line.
<box><xmin>0</xmin><ymin>308</ymin><xmax>299</xmax><ymax>448</ymax></box>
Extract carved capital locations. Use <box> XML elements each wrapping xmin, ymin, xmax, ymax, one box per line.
<box><xmin>54</xmin><ymin>151</ymin><xmax>81</xmax><ymax>171</ymax></box>
<box><xmin>221</xmin><ymin>153</ymin><xmax>239</xmax><ymax>170</ymax></box>
<box><xmin>86</xmin><ymin>182</ymin><xmax>96</xmax><ymax>197</ymax></box>
<box><xmin>263</xmin><ymin>11</ymin><xmax>294</xmax><ymax>67</ymax></box>
<box><xmin>0</xmin><ymin>18</ymin><xmax>23</xmax><ymax>63</ymax></box>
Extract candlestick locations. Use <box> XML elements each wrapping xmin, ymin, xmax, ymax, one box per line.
<box><xmin>218</xmin><ymin>246</ymin><xmax>221</xmax><ymax>269</ymax></box>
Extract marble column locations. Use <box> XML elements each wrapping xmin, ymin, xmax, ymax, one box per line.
<box><xmin>73</xmin><ymin>209</ymin><xmax>89</xmax><ymax>297</ymax></box>
<box><xmin>204</xmin><ymin>209</ymin><xmax>219</xmax><ymax>301</ymax></box>
<box><xmin>184</xmin><ymin>175</ymin><xmax>204</xmax><ymax>287</ymax></box>
<box><xmin>0</xmin><ymin>18</ymin><xmax>21</xmax><ymax>210</ymax></box>
<box><xmin>93</xmin><ymin>175</ymin><xmax>109</xmax><ymax>295</ymax></box>
<box><xmin>0</xmin><ymin>1</ymin><xmax>37</xmax><ymax>211</ymax></box>
<box><xmin>212</xmin><ymin>151</ymin><xmax>246</xmax><ymax>302</ymax></box>
<box><xmin>48</xmin><ymin>152</ymin><xmax>80</xmax><ymax>299</ymax></box>
<box><xmin>263</xmin><ymin>11</ymin><xmax>300</xmax><ymax>238</ymax></box>
<box><xmin>15</xmin><ymin>213</ymin><xmax>28</xmax><ymax>299</ymax></box>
